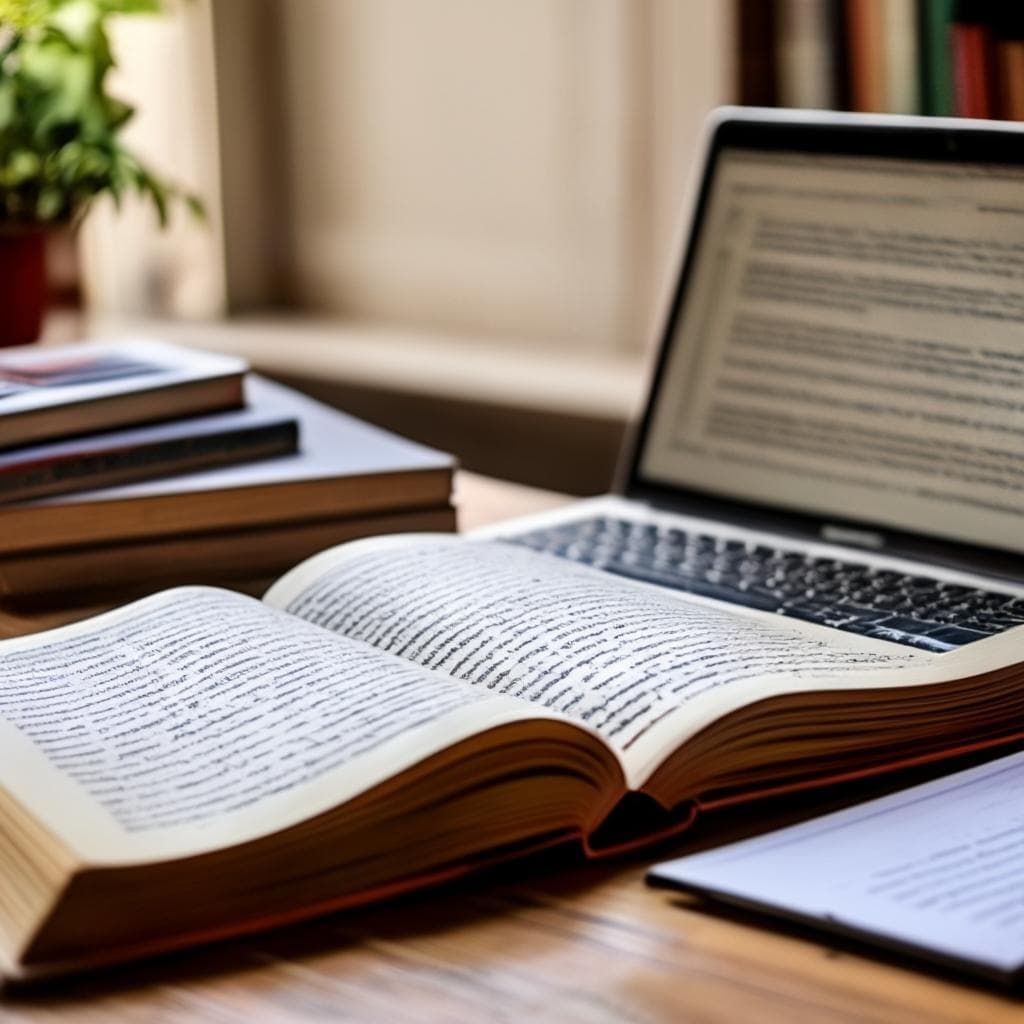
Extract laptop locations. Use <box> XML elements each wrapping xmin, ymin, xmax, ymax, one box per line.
<box><xmin>478</xmin><ymin>107</ymin><xmax>1024</xmax><ymax>654</ymax></box>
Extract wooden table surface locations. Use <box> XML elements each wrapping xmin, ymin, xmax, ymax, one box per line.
<box><xmin>0</xmin><ymin>473</ymin><xmax>1020</xmax><ymax>1022</ymax></box>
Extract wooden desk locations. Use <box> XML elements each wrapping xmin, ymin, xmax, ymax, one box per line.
<box><xmin>0</xmin><ymin>474</ymin><xmax>1020</xmax><ymax>1022</ymax></box>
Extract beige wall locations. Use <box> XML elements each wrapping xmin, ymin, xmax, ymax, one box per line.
<box><xmin>80</xmin><ymin>0</ymin><xmax>225</xmax><ymax>319</ymax></box>
<box><xmin>85</xmin><ymin>1</ymin><xmax>734</xmax><ymax>356</ymax></box>
<box><xmin>270</xmin><ymin>0</ymin><xmax>733</xmax><ymax>352</ymax></box>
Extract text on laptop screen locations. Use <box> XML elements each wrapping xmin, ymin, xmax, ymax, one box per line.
<box><xmin>641</xmin><ymin>146</ymin><xmax>1024</xmax><ymax>555</ymax></box>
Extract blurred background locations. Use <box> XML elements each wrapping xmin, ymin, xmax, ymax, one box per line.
<box><xmin>45</xmin><ymin>0</ymin><xmax>1004</xmax><ymax>494</ymax></box>
<box><xmin>58</xmin><ymin>0</ymin><xmax>730</xmax><ymax>496</ymax></box>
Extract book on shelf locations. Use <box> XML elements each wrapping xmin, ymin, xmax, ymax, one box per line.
<box><xmin>920</xmin><ymin>0</ymin><xmax>956</xmax><ymax>115</ymax></box>
<box><xmin>0</xmin><ymin>375</ymin><xmax>455</xmax><ymax>565</ymax></box>
<box><xmin>951</xmin><ymin>0</ymin><xmax>997</xmax><ymax>117</ymax></box>
<box><xmin>0</xmin><ymin>404</ymin><xmax>299</xmax><ymax>505</ymax></box>
<box><xmin>776</xmin><ymin>0</ymin><xmax>839</xmax><ymax>109</ymax></box>
<box><xmin>737</xmin><ymin>0</ymin><xmax>1024</xmax><ymax>121</ymax></box>
<box><xmin>994</xmin><ymin>7</ymin><xmax>1024</xmax><ymax>119</ymax></box>
<box><xmin>0</xmin><ymin>340</ymin><xmax>246</xmax><ymax>449</ymax></box>
<box><xmin>846</xmin><ymin>0</ymin><xmax>887</xmax><ymax>111</ymax></box>
<box><xmin>881</xmin><ymin>0</ymin><xmax>920</xmax><ymax>113</ymax></box>
<box><xmin>1</xmin><ymin>532</ymin><xmax>1022</xmax><ymax>978</ymax></box>
<box><xmin>735</xmin><ymin>0</ymin><xmax>878</xmax><ymax>113</ymax></box>
<box><xmin>737</xmin><ymin>0</ymin><xmax>780</xmax><ymax>106</ymax></box>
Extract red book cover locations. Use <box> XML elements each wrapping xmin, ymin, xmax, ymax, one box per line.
<box><xmin>952</xmin><ymin>1</ymin><xmax>997</xmax><ymax>117</ymax></box>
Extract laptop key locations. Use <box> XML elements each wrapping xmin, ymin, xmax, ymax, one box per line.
<box><xmin>924</xmin><ymin>625</ymin><xmax>995</xmax><ymax>645</ymax></box>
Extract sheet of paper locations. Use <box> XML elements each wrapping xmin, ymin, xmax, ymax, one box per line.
<box><xmin>650</xmin><ymin>750</ymin><xmax>1024</xmax><ymax>979</ymax></box>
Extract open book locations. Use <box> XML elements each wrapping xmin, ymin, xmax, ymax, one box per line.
<box><xmin>2</xmin><ymin>534</ymin><xmax>1022</xmax><ymax>978</ymax></box>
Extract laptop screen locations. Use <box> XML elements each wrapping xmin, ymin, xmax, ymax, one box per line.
<box><xmin>639</xmin><ymin>141</ymin><xmax>1024</xmax><ymax>556</ymax></box>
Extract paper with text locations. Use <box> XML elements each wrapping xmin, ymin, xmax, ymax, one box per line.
<box><xmin>642</xmin><ymin>149</ymin><xmax>1024</xmax><ymax>555</ymax></box>
<box><xmin>270</xmin><ymin>537</ymin><xmax>915</xmax><ymax>783</ymax></box>
<box><xmin>0</xmin><ymin>588</ymin><xmax>510</xmax><ymax>844</ymax></box>
<box><xmin>652</xmin><ymin>749</ymin><xmax>1024</xmax><ymax>977</ymax></box>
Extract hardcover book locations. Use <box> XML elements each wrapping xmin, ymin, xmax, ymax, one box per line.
<box><xmin>0</xmin><ymin>376</ymin><xmax>455</xmax><ymax>563</ymax></box>
<box><xmin>0</xmin><ymin>340</ymin><xmax>247</xmax><ymax>449</ymax></box>
<box><xmin>0</xmin><ymin>405</ymin><xmax>298</xmax><ymax>505</ymax></box>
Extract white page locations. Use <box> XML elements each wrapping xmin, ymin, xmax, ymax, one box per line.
<box><xmin>0</xmin><ymin>586</ymin><xmax>571</xmax><ymax>864</ymax></box>
<box><xmin>266</xmin><ymin>535</ymin><xmax>919</xmax><ymax>787</ymax></box>
<box><xmin>651</xmin><ymin>750</ymin><xmax>1024</xmax><ymax>977</ymax></box>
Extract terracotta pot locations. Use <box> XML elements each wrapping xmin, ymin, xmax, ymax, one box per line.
<box><xmin>0</xmin><ymin>228</ymin><xmax>47</xmax><ymax>347</ymax></box>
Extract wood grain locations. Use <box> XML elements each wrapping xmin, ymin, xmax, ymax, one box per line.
<box><xmin>1</xmin><ymin>475</ymin><xmax>1021</xmax><ymax>1021</ymax></box>
<box><xmin>2</xmin><ymin>854</ymin><xmax>1020</xmax><ymax>1023</ymax></box>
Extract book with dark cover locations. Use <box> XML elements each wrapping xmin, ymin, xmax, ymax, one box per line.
<box><xmin>737</xmin><ymin>0</ymin><xmax>779</xmax><ymax>106</ymax></box>
<box><xmin>0</xmin><ymin>376</ymin><xmax>455</xmax><ymax>558</ymax></box>
<box><xmin>919</xmin><ymin>0</ymin><xmax>956</xmax><ymax>115</ymax></box>
<box><xmin>0</xmin><ymin>406</ymin><xmax>298</xmax><ymax>505</ymax></box>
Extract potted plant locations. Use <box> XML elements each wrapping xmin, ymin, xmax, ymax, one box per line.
<box><xmin>0</xmin><ymin>0</ymin><xmax>201</xmax><ymax>346</ymax></box>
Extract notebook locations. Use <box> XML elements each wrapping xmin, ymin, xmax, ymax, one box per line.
<box><xmin>481</xmin><ymin>107</ymin><xmax>1024</xmax><ymax>656</ymax></box>
<box><xmin>648</xmin><ymin>748</ymin><xmax>1024</xmax><ymax>986</ymax></box>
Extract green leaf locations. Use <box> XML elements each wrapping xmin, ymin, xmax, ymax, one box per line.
<box><xmin>184</xmin><ymin>191</ymin><xmax>204</xmax><ymax>222</ymax></box>
<box><xmin>0</xmin><ymin>0</ymin><xmax>200</xmax><ymax>229</ymax></box>
<box><xmin>137</xmin><ymin>167</ymin><xmax>166</xmax><ymax>226</ymax></box>
<box><xmin>4</xmin><ymin>147</ymin><xmax>41</xmax><ymax>183</ymax></box>
<box><xmin>36</xmin><ymin>183</ymin><xmax>63</xmax><ymax>219</ymax></box>
<box><xmin>102</xmin><ymin>92</ymin><xmax>132</xmax><ymax>129</ymax></box>
<box><xmin>0</xmin><ymin>79</ymin><xmax>15</xmax><ymax>129</ymax></box>
<box><xmin>97</xmin><ymin>0</ymin><xmax>163</xmax><ymax>13</ymax></box>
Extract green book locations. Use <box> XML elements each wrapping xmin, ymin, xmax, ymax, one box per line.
<box><xmin>919</xmin><ymin>0</ymin><xmax>955</xmax><ymax>115</ymax></box>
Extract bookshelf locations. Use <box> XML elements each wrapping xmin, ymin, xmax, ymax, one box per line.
<box><xmin>737</xmin><ymin>1</ymin><xmax>1024</xmax><ymax>120</ymax></box>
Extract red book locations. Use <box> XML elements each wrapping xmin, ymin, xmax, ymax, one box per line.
<box><xmin>952</xmin><ymin>1</ymin><xmax>997</xmax><ymax>117</ymax></box>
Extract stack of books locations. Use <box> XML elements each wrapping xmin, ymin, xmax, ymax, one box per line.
<box><xmin>0</xmin><ymin>340</ymin><xmax>455</xmax><ymax>600</ymax></box>
<box><xmin>738</xmin><ymin>0</ymin><xmax>1024</xmax><ymax>120</ymax></box>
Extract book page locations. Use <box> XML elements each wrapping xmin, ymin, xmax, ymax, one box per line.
<box><xmin>650</xmin><ymin>749</ymin><xmax>1024</xmax><ymax>979</ymax></box>
<box><xmin>266</xmin><ymin>536</ymin><xmax>923</xmax><ymax>788</ymax></box>
<box><xmin>0</xmin><ymin>587</ymin><xmax>576</xmax><ymax>864</ymax></box>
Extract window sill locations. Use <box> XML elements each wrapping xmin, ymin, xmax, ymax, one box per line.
<box><xmin>78</xmin><ymin>313</ymin><xmax>648</xmax><ymax>423</ymax></box>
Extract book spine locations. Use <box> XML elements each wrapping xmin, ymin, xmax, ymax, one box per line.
<box><xmin>951</xmin><ymin>0</ymin><xmax>997</xmax><ymax>117</ymax></box>
<box><xmin>829</xmin><ymin>0</ymin><xmax>852</xmax><ymax>109</ymax></box>
<box><xmin>997</xmin><ymin>39</ymin><xmax>1024</xmax><ymax>118</ymax></box>
<box><xmin>846</xmin><ymin>0</ymin><xmax>886</xmax><ymax>111</ymax></box>
<box><xmin>737</xmin><ymin>0</ymin><xmax>780</xmax><ymax>105</ymax></box>
<box><xmin>918</xmin><ymin>0</ymin><xmax>956</xmax><ymax>115</ymax></box>
<box><xmin>777</xmin><ymin>0</ymin><xmax>838</xmax><ymax>109</ymax></box>
<box><xmin>994</xmin><ymin>8</ymin><xmax>1024</xmax><ymax>119</ymax></box>
<box><xmin>883</xmin><ymin>0</ymin><xmax>921</xmax><ymax>112</ymax></box>
<box><xmin>0</xmin><ymin>420</ymin><xmax>299</xmax><ymax>504</ymax></box>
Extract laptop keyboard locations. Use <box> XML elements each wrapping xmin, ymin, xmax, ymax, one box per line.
<box><xmin>504</xmin><ymin>516</ymin><xmax>1024</xmax><ymax>652</ymax></box>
